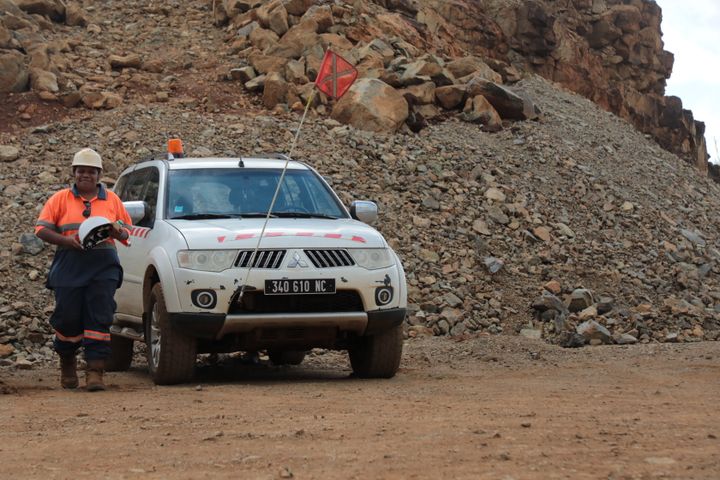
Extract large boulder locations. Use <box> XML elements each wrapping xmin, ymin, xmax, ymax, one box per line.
<box><xmin>434</xmin><ymin>84</ymin><xmax>466</xmax><ymax>110</ymax></box>
<box><xmin>0</xmin><ymin>23</ymin><xmax>12</xmax><ymax>48</ymax></box>
<box><xmin>266</xmin><ymin>21</ymin><xmax>318</xmax><ymax>59</ymax></box>
<box><xmin>400</xmin><ymin>81</ymin><xmax>436</xmax><ymax>105</ymax></box>
<box><xmin>331</xmin><ymin>78</ymin><xmax>409</xmax><ymax>133</ymax></box>
<box><xmin>262</xmin><ymin>71</ymin><xmax>288</xmax><ymax>108</ymax></box>
<box><xmin>466</xmin><ymin>79</ymin><xmax>539</xmax><ymax>120</ymax></box>
<box><xmin>256</xmin><ymin>0</ymin><xmax>288</xmax><ymax>36</ymax></box>
<box><xmin>29</xmin><ymin>67</ymin><xmax>58</xmax><ymax>92</ymax></box>
<box><xmin>446</xmin><ymin>56</ymin><xmax>502</xmax><ymax>84</ymax></box>
<box><xmin>248</xmin><ymin>50</ymin><xmax>288</xmax><ymax>74</ymax></box>
<box><xmin>461</xmin><ymin>95</ymin><xmax>502</xmax><ymax>132</ymax></box>
<box><xmin>0</xmin><ymin>0</ymin><xmax>24</xmax><ymax>15</ymax></box>
<box><xmin>0</xmin><ymin>50</ymin><xmax>29</xmax><ymax>92</ymax></box>
<box><xmin>301</xmin><ymin>5</ymin><xmax>333</xmax><ymax>33</ymax></box>
<box><xmin>15</xmin><ymin>0</ymin><xmax>65</xmax><ymax>22</ymax></box>
<box><xmin>283</xmin><ymin>0</ymin><xmax>314</xmax><ymax>16</ymax></box>
<box><xmin>108</xmin><ymin>53</ymin><xmax>143</xmax><ymax>70</ymax></box>
<box><xmin>249</xmin><ymin>26</ymin><xmax>280</xmax><ymax>52</ymax></box>
<box><xmin>65</xmin><ymin>2</ymin><xmax>88</xmax><ymax>26</ymax></box>
<box><xmin>223</xmin><ymin>0</ymin><xmax>261</xmax><ymax>18</ymax></box>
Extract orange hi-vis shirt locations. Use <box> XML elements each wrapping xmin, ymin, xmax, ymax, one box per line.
<box><xmin>35</xmin><ymin>183</ymin><xmax>132</xmax><ymax>247</ymax></box>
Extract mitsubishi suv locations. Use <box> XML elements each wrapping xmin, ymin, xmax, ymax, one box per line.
<box><xmin>109</xmin><ymin>151</ymin><xmax>407</xmax><ymax>384</ymax></box>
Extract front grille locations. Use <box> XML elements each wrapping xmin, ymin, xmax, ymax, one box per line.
<box><xmin>304</xmin><ymin>249</ymin><xmax>355</xmax><ymax>268</ymax></box>
<box><xmin>235</xmin><ymin>249</ymin><xmax>286</xmax><ymax>269</ymax></box>
<box><xmin>230</xmin><ymin>290</ymin><xmax>364</xmax><ymax>314</ymax></box>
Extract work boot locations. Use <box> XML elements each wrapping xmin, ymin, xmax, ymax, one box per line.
<box><xmin>86</xmin><ymin>359</ymin><xmax>106</xmax><ymax>392</ymax></box>
<box><xmin>59</xmin><ymin>352</ymin><xmax>79</xmax><ymax>389</ymax></box>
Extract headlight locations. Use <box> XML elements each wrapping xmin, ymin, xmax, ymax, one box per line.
<box><xmin>348</xmin><ymin>248</ymin><xmax>395</xmax><ymax>270</ymax></box>
<box><xmin>177</xmin><ymin>250</ymin><xmax>237</xmax><ymax>272</ymax></box>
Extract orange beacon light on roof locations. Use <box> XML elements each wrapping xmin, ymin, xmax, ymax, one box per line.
<box><xmin>167</xmin><ymin>138</ymin><xmax>184</xmax><ymax>159</ymax></box>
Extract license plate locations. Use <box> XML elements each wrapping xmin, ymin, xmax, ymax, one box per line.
<box><xmin>264</xmin><ymin>278</ymin><xmax>336</xmax><ymax>295</ymax></box>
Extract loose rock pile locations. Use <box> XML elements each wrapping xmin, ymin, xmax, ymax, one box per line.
<box><xmin>1</xmin><ymin>1</ymin><xmax>720</xmax><ymax>370</ymax></box>
<box><xmin>213</xmin><ymin>0</ymin><xmax>711</xmax><ymax>174</ymax></box>
<box><xmin>218</xmin><ymin>1</ymin><xmax>539</xmax><ymax>134</ymax></box>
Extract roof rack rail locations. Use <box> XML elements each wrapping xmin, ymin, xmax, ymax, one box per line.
<box><xmin>263</xmin><ymin>153</ymin><xmax>292</xmax><ymax>161</ymax></box>
<box><xmin>140</xmin><ymin>152</ymin><xmax>163</xmax><ymax>163</ymax></box>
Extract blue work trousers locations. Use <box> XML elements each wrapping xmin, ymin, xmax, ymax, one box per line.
<box><xmin>49</xmin><ymin>280</ymin><xmax>118</xmax><ymax>361</ymax></box>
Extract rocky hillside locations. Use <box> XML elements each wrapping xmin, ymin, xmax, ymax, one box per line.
<box><xmin>1</xmin><ymin>0</ymin><xmax>720</xmax><ymax>368</ymax></box>
<box><xmin>2</xmin><ymin>0</ymin><xmax>711</xmax><ymax>172</ymax></box>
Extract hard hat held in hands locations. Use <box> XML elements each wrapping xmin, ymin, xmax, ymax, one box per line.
<box><xmin>72</xmin><ymin>148</ymin><xmax>103</xmax><ymax>170</ymax></box>
<box><xmin>78</xmin><ymin>216</ymin><xmax>113</xmax><ymax>249</ymax></box>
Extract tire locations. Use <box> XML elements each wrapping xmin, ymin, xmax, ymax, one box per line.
<box><xmin>349</xmin><ymin>324</ymin><xmax>403</xmax><ymax>378</ymax></box>
<box><xmin>106</xmin><ymin>334</ymin><xmax>133</xmax><ymax>372</ymax></box>
<box><xmin>268</xmin><ymin>350</ymin><xmax>306</xmax><ymax>366</ymax></box>
<box><xmin>145</xmin><ymin>283</ymin><xmax>197</xmax><ymax>385</ymax></box>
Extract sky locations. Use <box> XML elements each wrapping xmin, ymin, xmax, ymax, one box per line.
<box><xmin>657</xmin><ymin>0</ymin><xmax>720</xmax><ymax>161</ymax></box>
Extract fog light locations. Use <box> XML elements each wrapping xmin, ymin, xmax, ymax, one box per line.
<box><xmin>191</xmin><ymin>289</ymin><xmax>217</xmax><ymax>309</ymax></box>
<box><xmin>374</xmin><ymin>286</ymin><xmax>394</xmax><ymax>306</ymax></box>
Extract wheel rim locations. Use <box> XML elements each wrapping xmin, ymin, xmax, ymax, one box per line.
<box><xmin>150</xmin><ymin>302</ymin><xmax>162</xmax><ymax>370</ymax></box>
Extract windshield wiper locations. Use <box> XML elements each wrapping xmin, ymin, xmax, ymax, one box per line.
<box><xmin>171</xmin><ymin>213</ymin><xmax>237</xmax><ymax>220</ymax></box>
<box><xmin>240</xmin><ymin>212</ymin><xmax>278</xmax><ymax>218</ymax></box>
<box><xmin>273</xmin><ymin>212</ymin><xmax>340</xmax><ymax>219</ymax></box>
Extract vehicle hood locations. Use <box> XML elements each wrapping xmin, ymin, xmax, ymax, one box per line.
<box><xmin>166</xmin><ymin>218</ymin><xmax>388</xmax><ymax>249</ymax></box>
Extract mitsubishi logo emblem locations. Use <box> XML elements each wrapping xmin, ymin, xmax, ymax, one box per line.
<box><xmin>287</xmin><ymin>251</ymin><xmax>308</xmax><ymax>268</ymax></box>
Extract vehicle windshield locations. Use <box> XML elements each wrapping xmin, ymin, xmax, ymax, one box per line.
<box><xmin>165</xmin><ymin>168</ymin><xmax>347</xmax><ymax>220</ymax></box>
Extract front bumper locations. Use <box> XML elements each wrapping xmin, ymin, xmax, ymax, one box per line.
<box><xmin>168</xmin><ymin>307</ymin><xmax>406</xmax><ymax>340</ymax></box>
<box><xmin>170</xmin><ymin>263</ymin><xmax>406</xmax><ymax>314</ymax></box>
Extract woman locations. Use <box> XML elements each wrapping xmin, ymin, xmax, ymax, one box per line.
<box><xmin>35</xmin><ymin>148</ymin><xmax>132</xmax><ymax>391</ymax></box>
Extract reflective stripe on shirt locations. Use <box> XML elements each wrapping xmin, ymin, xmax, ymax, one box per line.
<box><xmin>35</xmin><ymin>184</ymin><xmax>132</xmax><ymax>246</ymax></box>
<box><xmin>84</xmin><ymin>330</ymin><xmax>111</xmax><ymax>341</ymax></box>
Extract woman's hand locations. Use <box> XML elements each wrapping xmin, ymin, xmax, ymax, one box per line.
<box><xmin>109</xmin><ymin>221</ymin><xmax>128</xmax><ymax>241</ymax></box>
<box><xmin>37</xmin><ymin>228</ymin><xmax>83</xmax><ymax>249</ymax></box>
<box><xmin>64</xmin><ymin>235</ymin><xmax>83</xmax><ymax>250</ymax></box>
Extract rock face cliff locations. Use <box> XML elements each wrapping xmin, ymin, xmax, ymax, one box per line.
<box><xmin>210</xmin><ymin>0</ymin><xmax>709</xmax><ymax>172</ymax></box>
<box><xmin>384</xmin><ymin>0</ymin><xmax>710</xmax><ymax>172</ymax></box>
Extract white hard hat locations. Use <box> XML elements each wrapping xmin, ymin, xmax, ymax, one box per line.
<box><xmin>72</xmin><ymin>148</ymin><xmax>103</xmax><ymax>170</ymax></box>
<box><xmin>78</xmin><ymin>216</ymin><xmax>112</xmax><ymax>249</ymax></box>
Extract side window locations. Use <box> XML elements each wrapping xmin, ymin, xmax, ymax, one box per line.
<box><xmin>113</xmin><ymin>175</ymin><xmax>128</xmax><ymax>197</ymax></box>
<box><xmin>119</xmin><ymin>169</ymin><xmax>159</xmax><ymax>228</ymax></box>
<box><xmin>139</xmin><ymin>168</ymin><xmax>159</xmax><ymax>228</ymax></box>
<box><xmin>120</xmin><ymin>171</ymin><xmax>147</xmax><ymax>202</ymax></box>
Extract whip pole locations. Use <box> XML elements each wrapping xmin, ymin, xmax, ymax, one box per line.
<box><xmin>237</xmin><ymin>90</ymin><xmax>317</xmax><ymax>304</ymax></box>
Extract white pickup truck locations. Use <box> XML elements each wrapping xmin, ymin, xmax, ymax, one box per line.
<box><xmin>109</xmin><ymin>151</ymin><xmax>407</xmax><ymax>384</ymax></box>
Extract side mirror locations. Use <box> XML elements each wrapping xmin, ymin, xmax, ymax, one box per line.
<box><xmin>350</xmin><ymin>200</ymin><xmax>378</xmax><ymax>224</ymax></box>
<box><xmin>123</xmin><ymin>200</ymin><xmax>148</xmax><ymax>225</ymax></box>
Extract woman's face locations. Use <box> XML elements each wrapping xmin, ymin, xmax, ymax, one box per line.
<box><xmin>73</xmin><ymin>166</ymin><xmax>100</xmax><ymax>191</ymax></box>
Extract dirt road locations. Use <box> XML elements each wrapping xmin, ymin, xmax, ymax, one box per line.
<box><xmin>2</xmin><ymin>336</ymin><xmax>719</xmax><ymax>480</ymax></box>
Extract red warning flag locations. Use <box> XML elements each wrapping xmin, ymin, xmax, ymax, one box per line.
<box><xmin>314</xmin><ymin>50</ymin><xmax>358</xmax><ymax>99</ymax></box>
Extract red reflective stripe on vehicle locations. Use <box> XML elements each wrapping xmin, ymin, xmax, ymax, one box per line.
<box><xmin>84</xmin><ymin>330</ymin><xmax>110</xmax><ymax>341</ymax></box>
<box><xmin>55</xmin><ymin>330</ymin><xmax>83</xmax><ymax>343</ymax></box>
<box><xmin>128</xmin><ymin>227</ymin><xmax>149</xmax><ymax>238</ymax></box>
<box><xmin>223</xmin><ymin>232</ymin><xmax>367</xmax><ymax>243</ymax></box>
